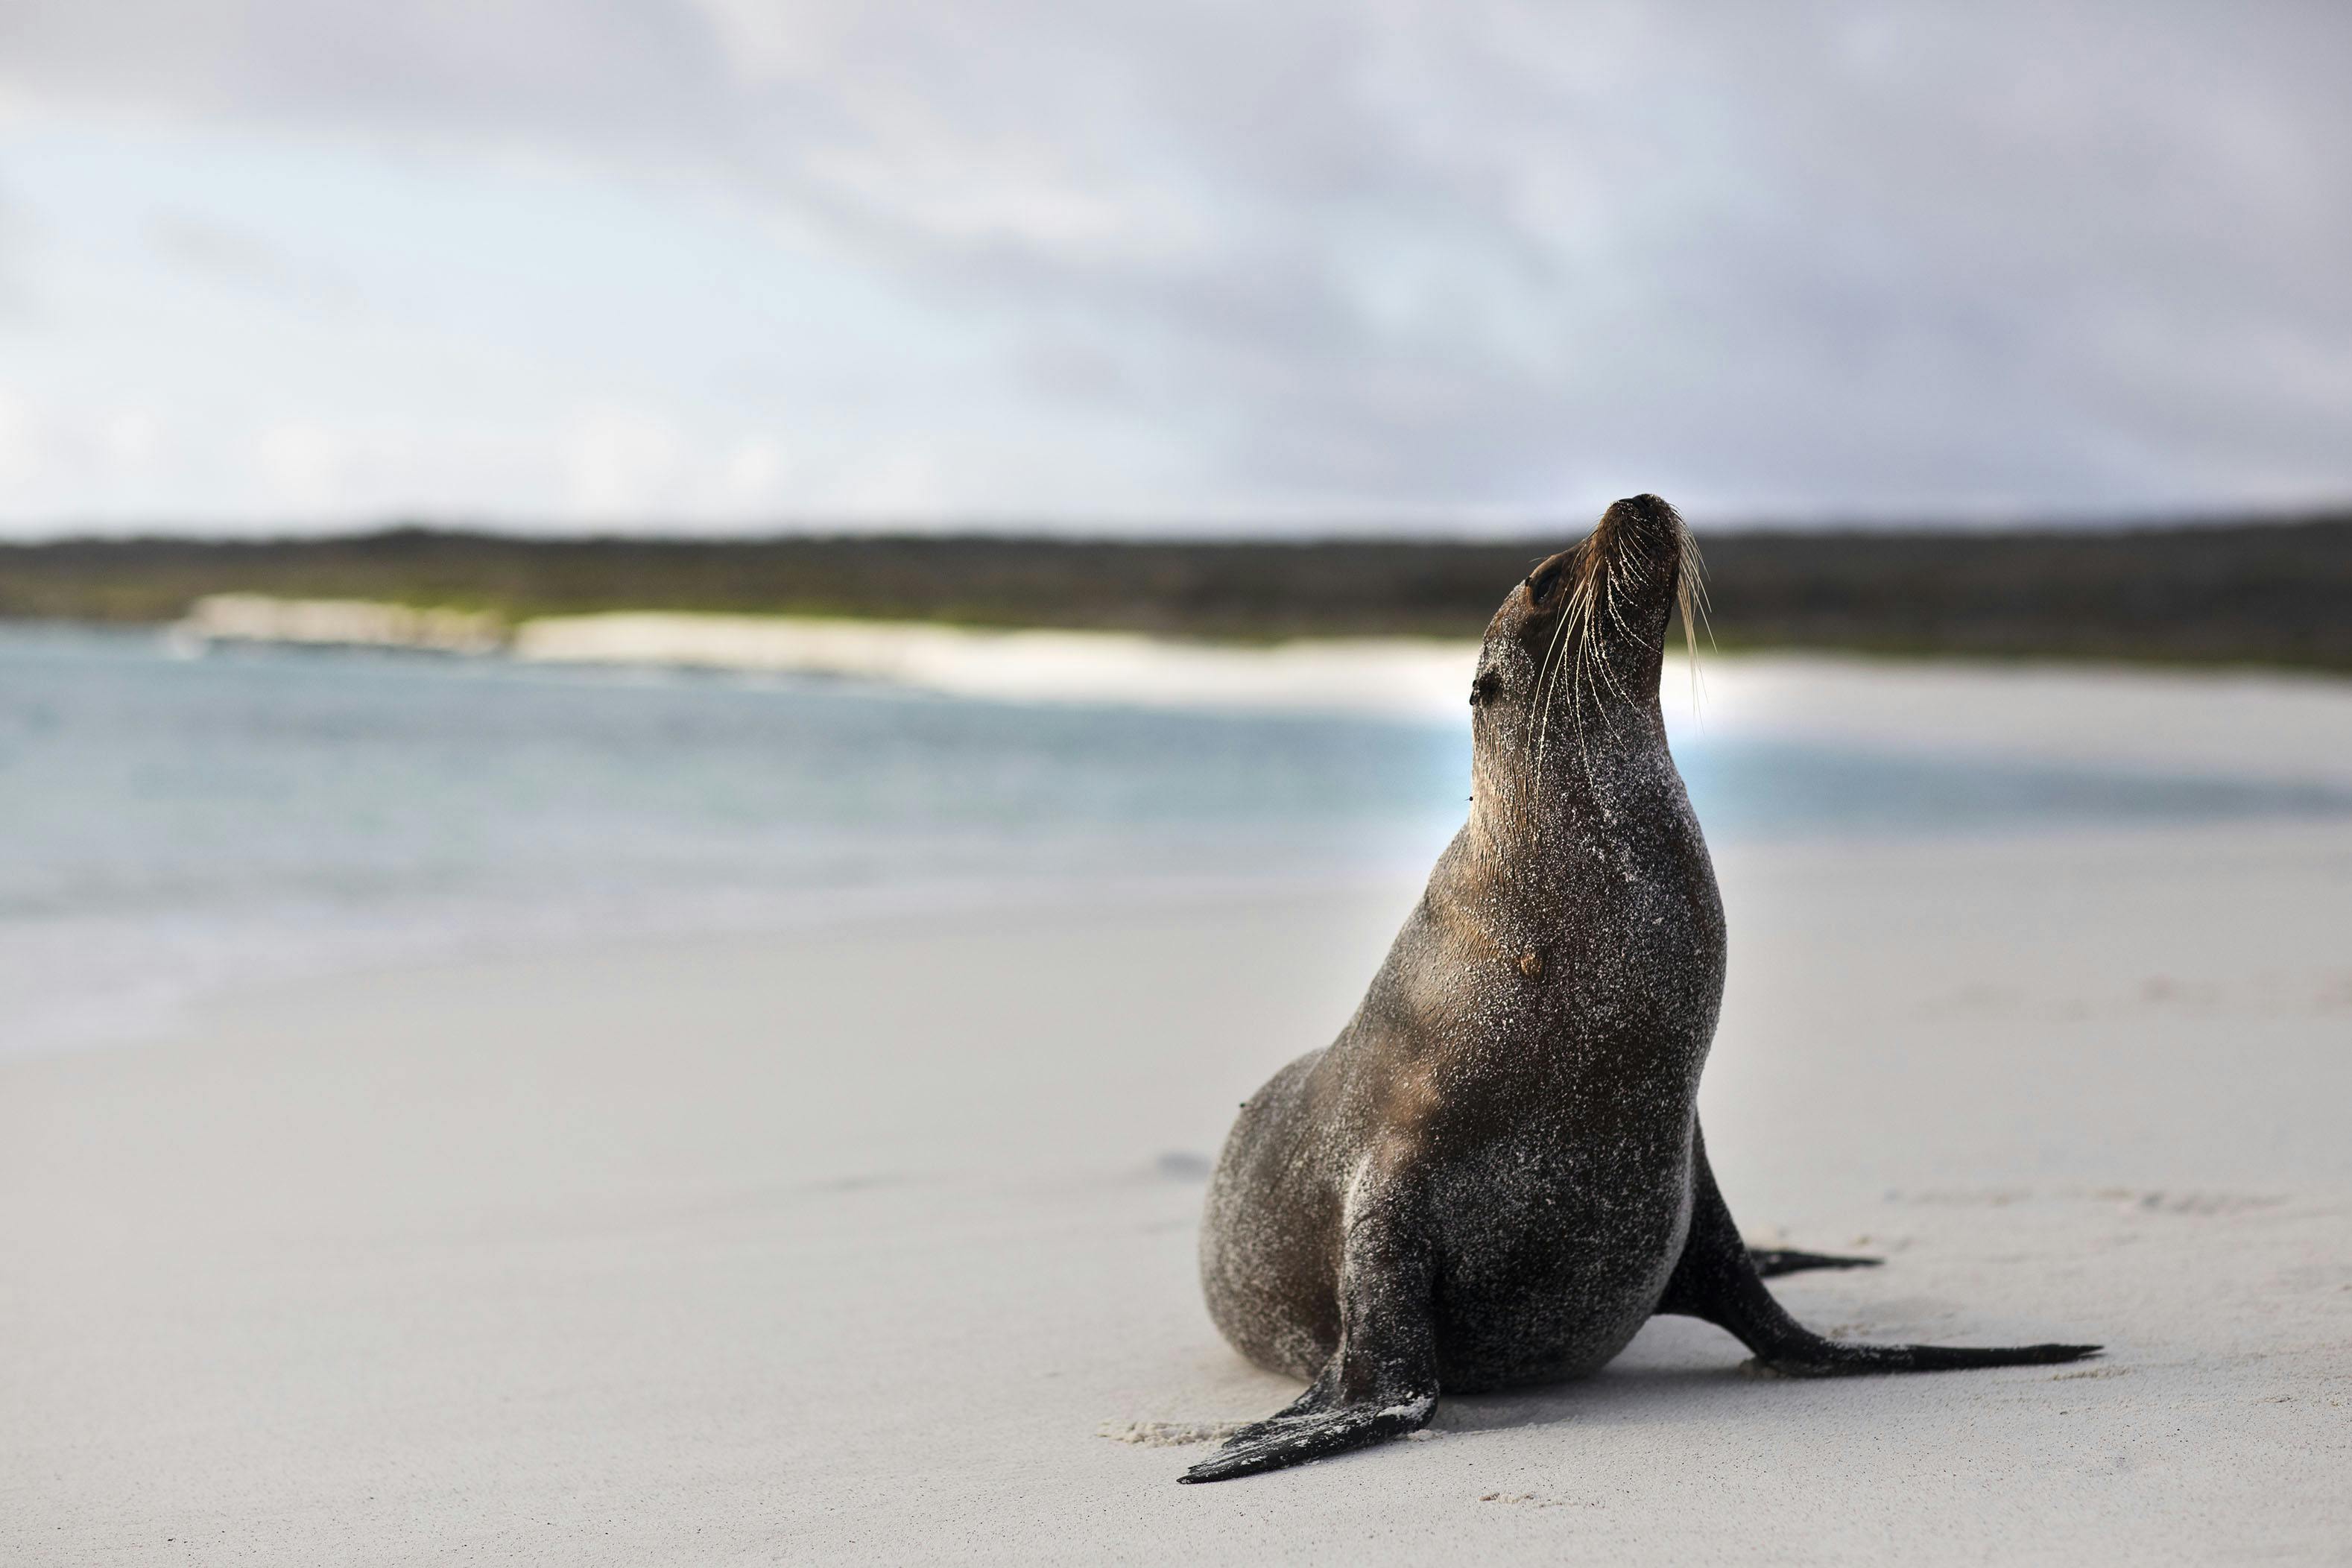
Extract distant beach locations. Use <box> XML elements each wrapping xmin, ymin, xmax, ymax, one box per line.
<box><xmin>174</xmin><ymin>593</ymin><xmax>1484</xmax><ymax>718</ymax></box>
<box><xmin>171</xmin><ymin>591</ymin><xmax>2352</xmax><ymax>780</ymax></box>
<box><xmin>12</xmin><ymin>514</ymin><xmax>2352</xmax><ymax>668</ymax></box>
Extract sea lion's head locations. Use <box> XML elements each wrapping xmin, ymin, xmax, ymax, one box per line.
<box><xmin>1468</xmin><ymin>493</ymin><xmax>1704</xmax><ymax>764</ymax></box>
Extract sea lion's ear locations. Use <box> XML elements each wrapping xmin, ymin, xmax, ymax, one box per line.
<box><xmin>1470</xmin><ymin>670</ymin><xmax>1501</xmax><ymax>708</ymax></box>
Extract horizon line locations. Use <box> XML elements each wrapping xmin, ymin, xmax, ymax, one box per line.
<box><xmin>6</xmin><ymin>502</ymin><xmax>2352</xmax><ymax>549</ymax></box>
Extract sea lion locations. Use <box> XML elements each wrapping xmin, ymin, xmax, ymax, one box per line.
<box><xmin>1185</xmin><ymin>494</ymin><xmax>2096</xmax><ymax>1485</ymax></box>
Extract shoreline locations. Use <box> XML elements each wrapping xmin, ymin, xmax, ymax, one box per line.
<box><xmin>158</xmin><ymin>603</ymin><xmax>2352</xmax><ymax>788</ymax></box>
<box><xmin>8</xmin><ymin>627</ymin><xmax>2351</xmax><ymax>1067</ymax></box>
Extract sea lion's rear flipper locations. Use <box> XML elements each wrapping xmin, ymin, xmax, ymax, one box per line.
<box><xmin>1660</xmin><ymin>1128</ymin><xmax>2100</xmax><ymax>1376</ymax></box>
<box><xmin>1748</xmin><ymin>1247</ymin><xmax>1881</xmax><ymax>1278</ymax></box>
<box><xmin>1183</xmin><ymin>1157</ymin><xmax>1439</xmax><ymax>1484</ymax></box>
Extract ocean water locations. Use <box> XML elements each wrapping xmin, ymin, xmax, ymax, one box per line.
<box><xmin>4</xmin><ymin>625</ymin><xmax>2346</xmax><ymax>1055</ymax></box>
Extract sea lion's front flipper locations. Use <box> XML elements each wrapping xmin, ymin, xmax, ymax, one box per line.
<box><xmin>1177</xmin><ymin>1382</ymin><xmax>1435</xmax><ymax>1485</ymax></box>
<box><xmin>1748</xmin><ymin>1247</ymin><xmax>1882</xmax><ymax>1278</ymax></box>
<box><xmin>1183</xmin><ymin>1154</ymin><xmax>1439</xmax><ymax>1484</ymax></box>
<box><xmin>1660</xmin><ymin>1128</ymin><xmax>2100</xmax><ymax>1376</ymax></box>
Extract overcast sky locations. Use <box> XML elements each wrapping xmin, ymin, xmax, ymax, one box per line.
<box><xmin>1</xmin><ymin>1</ymin><xmax>2346</xmax><ymax>535</ymax></box>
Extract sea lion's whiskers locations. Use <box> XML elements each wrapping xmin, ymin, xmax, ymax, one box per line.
<box><xmin>1517</xmin><ymin>563</ymin><xmax>1574</xmax><ymax>769</ymax></box>
<box><xmin>1602</xmin><ymin>588</ymin><xmax>1637</xmax><ymax>647</ymax></box>
<box><xmin>1522</xmin><ymin>575</ymin><xmax>1578</xmax><ymax>780</ymax></box>
<box><xmin>1569</xmin><ymin>636</ymin><xmax>1603</xmax><ymax>794</ymax></box>
<box><xmin>1569</xmin><ymin>545</ymin><xmax>1628</xmax><ymax>731</ymax></box>
<box><xmin>1561</xmin><ymin>572</ymin><xmax>1606</xmax><ymax>790</ymax></box>
<box><xmin>1593</xmin><ymin>565</ymin><xmax>1634</xmax><ymax>708</ymax></box>
<box><xmin>1671</xmin><ymin>516</ymin><xmax>1712</xmax><ymax>713</ymax></box>
<box><xmin>1526</xmin><ymin>572</ymin><xmax>1585</xmax><ymax>779</ymax></box>
<box><xmin>1532</xmin><ymin>570</ymin><xmax>1597</xmax><ymax>804</ymax></box>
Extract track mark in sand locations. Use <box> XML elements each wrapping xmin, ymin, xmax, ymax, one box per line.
<box><xmin>1097</xmin><ymin>1420</ymin><xmax>1243</xmax><ymax>1447</ymax></box>
<box><xmin>2052</xmin><ymin>1366</ymin><xmax>2131</xmax><ymax>1380</ymax></box>
<box><xmin>1480</xmin><ymin>1492</ymin><xmax>1602</xmax><ymax>1510</ymax></box>
<box><xmin>796</xmin><ymin>1172</ymin><xmax>920</xmax><ymax>1195</ymax></box>
<box><xmin>1885</xmin><ymin>1186</ymin><xmax>2289</xmax><ymax>1217</ymax></box>
<box><xmin>1885</xmin><ymin>1187</ymin><xmax>2033</xmax><ymax>1207</ymax></box>
<box><xmin>1824</xmin><ymin>1322</ymin><xmax>1893</xmax><ymax>1341</ymax></box>
<box><xmin>1154</xmin><ymin>1151</ymin><xmax>1213</xmax><ymax>1182</ymax></box>
<box><xmin>2095</xmin><ymin>1188</ymin><xmax>2284</xmax><ymax>1215</ymax></box>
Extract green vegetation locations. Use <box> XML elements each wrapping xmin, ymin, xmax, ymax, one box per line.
<box><xmin>4</xmin><ymin>514</ymin><xmax>2349</xmax><ymax>670</ymax></box>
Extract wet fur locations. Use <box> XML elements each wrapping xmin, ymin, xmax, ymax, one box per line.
<box><xmin>1187</xmin><ymin>495</ymin><xmax>2095</xmax><ymax>1485</ymax></box>
<box><xmin>1201</xmin><ymin>496</ymin><xmax>1720</xmax><ymax>1395</ymax></box>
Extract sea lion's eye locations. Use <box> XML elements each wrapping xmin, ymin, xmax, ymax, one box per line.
<box><xmin>1470</xmin><ymin>671</ymin><xmax>1501</xmax><ymax>708</ymax></box>
<box><xmin>1526</xmin><ymin>562</ymin><xmax>1563</xmax><ymax>601</ymax></box>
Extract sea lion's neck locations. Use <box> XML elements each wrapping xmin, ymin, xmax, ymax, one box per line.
<box><xmin>1467</xmin><ymin>699</ymin><xmax>1674</xmax><ymax>850</ymax></box>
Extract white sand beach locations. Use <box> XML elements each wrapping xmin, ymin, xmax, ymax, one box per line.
<box><xmin>175</xmin><ymin>600</ymin><xmax>2352</xmax><ymax>791</ymax></box>
<box><xmin>5</xmin><ymin>666</ymin><xmax>2351</xmax><ymax>1564</ymax></box>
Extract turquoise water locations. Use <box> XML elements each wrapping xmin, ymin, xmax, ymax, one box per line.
<box><xmin>3</xmin><ymin>625</ymin><xmax>2345</xmax><ymax>1052</ymax></box>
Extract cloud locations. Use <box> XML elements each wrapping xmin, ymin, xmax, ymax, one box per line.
<box><xmin>563</xmin><ymin>406</ymin><xmax>686</xmax><ymax>518</ymax></box>
<box><xmin>145</xmin><ymin>209</ymin><xmax>357</xmax><ymax>307</ymax></box>
<box><xmin>0</xmin><ymin>0</ymin><xmax>2347</xmax><ymax>529</ymax></box>
<box><xmin>0</xmin><ymin>384</ymin><xmax>39</xmax><ymax>487</ymax></box>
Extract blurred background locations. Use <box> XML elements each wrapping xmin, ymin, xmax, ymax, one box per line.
<box><xmin>7</xmin><ymin>6</ymin><xmax>2352</xmax><ymax>1561</ymax></box>
<box><xmin>3</xmin><ymin>0</ymin><xmax>2348</xmax><ymax>1054</ymax></box>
